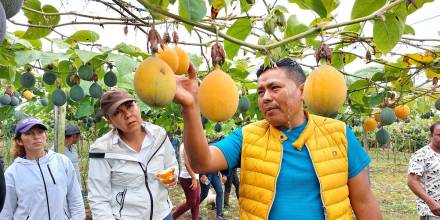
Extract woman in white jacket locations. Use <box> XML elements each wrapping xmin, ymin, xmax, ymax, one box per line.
<box><xmin>88</xmin><ymin>88</ymin><xmax>178</xmax><ymax>220</ymax></box>
<box><xmin>0</xmin><ymin>117</ymin><xmax>85</xmax><ymax>220</ymax></box>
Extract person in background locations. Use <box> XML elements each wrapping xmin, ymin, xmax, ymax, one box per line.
<box><xmin>223</xmin><ymin>168</ymin><xmax>239</xmax><ymax>209</ymax></box>
<box><xmin>199</xmin><ymin>171</ymin><xmax>227</xmax><ymax>220</ymax></box>
<box><xmin>87</xmin><ymin>88</ymin><xmax>178</xmax><ymax>220</ymax></box>
<box><xmin>172</xmin><ymin>143</ymin><xmax>200</xmax><ymax>220</ymax></box>
<box><xmin>0</xmin><ymin>117</ymin><xmax>85</xmax><ymax>219</ymax></box>
<box><xmin>169</xmin><ymin>133</ymin><xmax>181</xmax><ymax>163</ymax></box>
<box><xmin>0</xmin><ymin>153</ymin><xmax>5</xmax><ymax>212</ymax></box>
<box><xmin>174</xmin><ymin>59</ymin><xmax>382</xmax><ymax>219</ymax></box>
<box><xmin>408</xmin><ymin>121</ymin><xmax>440</xmax><ymax>219</ymax></box>
<box><xmin>51</xmin><ymin>124</ymin><xmax>82</xmax><ymax>186</ymax></box>
<box><xmin>63</xmin><ymin>125</ymin><xmax>82</xmax><ymax>185</ymax></box>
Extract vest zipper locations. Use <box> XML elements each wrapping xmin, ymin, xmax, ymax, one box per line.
<box><xmin>138</xmin><ymin>163</ymin><xmax>154</xmax><ymax>220</ymax></box>
<box><xmin>37</xmin><ymin>159</ymin><xmax>51</xmax><ymax>220</ymax></box>
<box><xmin>266</xmin><ymin>140</ymin><xmax>284</xmax><ymax>220</ymax></box>
<box><xmin>304</xmin><ymin>144</ymin><xmax>327</xmax><ymax>220</ymax></box>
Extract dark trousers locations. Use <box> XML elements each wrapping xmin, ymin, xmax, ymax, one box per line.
<box><xmin>200</xmin><ymin>173</ymin><xmax>224</xmax><ymax>216</ymax></box>
<box><xmin>173</xmin><ymin>177</ymin><xmax>200</xmax><ymax>220</ymax></box>
<box><xmin>420</xmin><ymin>216</ymin><xmax>440</xmax><ymax>220</ymax></box>
<box><xmin>224</xmin><ymin>169</ymin><xmax>239</xmax><ymax>205</ymax></box>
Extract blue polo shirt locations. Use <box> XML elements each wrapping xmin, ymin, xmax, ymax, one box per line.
<box><xmin>213</xmin><ymin>120</ymin><xmax>371</xmax><ymax>220</ymax></box>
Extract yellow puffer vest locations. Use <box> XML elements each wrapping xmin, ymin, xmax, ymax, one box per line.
<box><xmin>239</xmin><ymin>113</ymin><xmax>352</xmax><ymax>220</ymax></box>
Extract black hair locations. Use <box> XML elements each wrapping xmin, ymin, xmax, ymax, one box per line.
<box><xmin>430</xmin><ymin>121</ymin><xmax>440</xmax><ymax>135</ymax></box>
<box><xmin>256</xmin><ymin>58</ymin><xmax>306</xmax><ymax>85</ymax></box>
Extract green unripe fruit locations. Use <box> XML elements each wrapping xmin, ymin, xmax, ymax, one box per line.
<box><xmin>214</xmin><ymin>123</ymin><xmax>222</xmax><ymax>132</ymax></box>
<box><xmin>43</xmin><ymin>71</ymin><xmax>57</xmax><ymax>85</ymax></box>
<box><xmin>104</xmin><ymin>70</ymin><xmax>117</xmax><ymax>87</ymax></box>
<box><xmin>10</xmin><ymin>96</ymin><xmax>19</xmax><ymax>106</ymax></box>
<box><xmin>89</xmin><ymin>82</ymin><xmax>103</xmax><ymax>99</ymax></box>
<box><xmin>40</xmin><ymin>98</ymin><xmax>48</xmax><ymax>106</ymax></box>
<box><xmin>238</xmin><ymin>96</ymin><xmax>250</xmax><ymax>113</ymax></box>
<box><xmin>78</xmin><ymin>64</ymin><xmax>93</xmax><ymax>81</ymax></box>
<box><xmin>435</xmin><ymin>98</ymin><xmax>440</xmax><ymax>111</ymax></box>
<box><xmin>69</xmin><ymin>85</ymin><xmax>84</xmax><ymax>102</ymax></box>
<box><xmin>376</xmin><ymin>127</ymin><xmax>390</xmax><ymax>146</ymax></box>
<box><xmin>380</xmin><ymin>107</ymin><xmax>396</xmax><ymax>126</ymax></box>
<box><xmin>263</xmin><ymin>16</ymin><xmax>276</xmax><ymax>35</ymax></box>
<box><xmin>0</xmin><ymin>94</ymin><xmax>11</xmax><ymax>105</ymax></box>
<box><xmin>0</xmin><ymin>0</ymin><xmax>24</xmax><ymax>19</ymax></box>
<box><xmin>51</xmin><ymin>88</ymin><xmax>67</xmax><ymax>106</ymax></box>
<box><xmin>20</xmin><ymin>72</ymin><xmax>36</xmax><ymax>88</ymax></box>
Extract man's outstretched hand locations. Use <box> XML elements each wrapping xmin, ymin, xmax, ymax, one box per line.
<box><xmin>174</xmin><ymin>63</ymin><xmax>199</xmax><ymax>107</ymax></box>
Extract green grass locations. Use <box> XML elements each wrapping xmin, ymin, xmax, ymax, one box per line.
<box><xmin>369</xmin><ymin>148</ymin><xmax>418</xmax><ymax>220</ymax></box>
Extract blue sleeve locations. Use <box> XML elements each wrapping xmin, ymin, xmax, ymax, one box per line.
<box><xmin>346</xmin><ymin>125</ymin><xmax>371</xmax><ymax>178</ymax></box>
<box><xmin>212</xmin><ymin>128</ymin><xmax>243</xmax><ymax>170</ymax></box>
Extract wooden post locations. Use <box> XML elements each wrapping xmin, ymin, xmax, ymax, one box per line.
<box><xmin>54</xmin><ymin>105</ymin><xmax>66</xmax><ymax>154</ymax></box>
<box><xmin>362</xmin><ymin>128</ymin><xmax>371</xmax><ymax>184</ymax></box>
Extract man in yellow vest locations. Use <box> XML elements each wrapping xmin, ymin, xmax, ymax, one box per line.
<box><xmin>175</xmin><ymin>58</ymin><xmax>382</xmax><ymax>220</ymax></box>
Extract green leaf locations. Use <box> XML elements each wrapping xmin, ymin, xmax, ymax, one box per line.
<box><xmin>74</xmin><ymin>50</ymin><xmax>99</xmax><ymax>64</ymax></box>
<box><xmin>116</xmin><ymin>69</ymin><xmax>135</xmax><ymax>91</ymax></box>
<box><xmin>69</xmin><ymin>30</ymin><xmax>100</xmax><ymax>43</ymax></box>
<box><xmin>351</xmin><ymin>0</ymin><xmax>386</xmax><ymax>19</ymax></box>
<box><xmin>239</xmin><ymin>0</ymin><xmax>252</xmax><ymax>12</ymax></box>
<box><xmin>273</xmin><ymin>5</ymin><xmax>289</xmax><ymax>13</ymax></box>
<box><xmin>392</xmin><ymin>73</ymin><xmax>414</xmax><ymax>91</ymax></box>
<box><xmin>40</xmin><ymin>52</ymin><xmax>69</xmax><ymax>67</ymax></box>
<box><xmin>407</xmin><ymin>0</ymin><xmax>434</xmax><ymax>14</ymax></box>
<box><xmin>107</xmin><ymin>54</ymin><xmax>137</xmax><ymax>75</ymax></box>
<box><xmin>15</xmin><ymin>50</ymin><xmax>42</xmax><ymax>66</ymax></box>
<box><xmin>348</xmin><ymin>79</ymin><xmax>369</xmax><ymax>91</ymax></box>
<box><xmin>284</xmin><ymin>15</ymin><xmax>309</xmax><ymax>41</ymax></box>
<box><xmin>373</xmin><ymin>13</ymin><xmax>404</xmax><ymax>54</ymax></box>
<box><xmin>13</xmin><ymin>31</ymin><xmax>42</xmax><ymax>49</ymax></box>
<box><xmin>145</xmin><ymin>0</ymin><xmax>170</xmax><ymax>20</ymax></box>
<box><xmin>229</xmin><ymin>68</ymin><xmax>249</xmax><ymax>80</ymax></box>
<box><xmin>288</xmin><ymin>0</ymin><xmax>339</xmax><ymax>18</ymax></box>
<box><xmin>224</xmin><ymin>18</ymin><xmax>252</xmax><ymax>59</ymax></box>
<box><xmin>189</xmin><ymin>54</ymin><xmax>204</xmax><ymax>70</ymax></box>
<box><xmin>331</xmin><ymin>51</ymin><xmax>356</xmax><ymax>69</ymax></box>
<box><xmin>76</xmin><ymin>100</ymin><xmax>94</xmax><ymax>118</ymax></box>
<box><xmin>0</xmin><ymin>65</ymin><xmax>16</xmax><ymax>81</ymax></box>
<box><xmin>179</xmin><ymin>0</ymin><xmax>207</xmax><ymax>25</ymax></box>
<box><xmin>367</xmin><ymin>93</ymin><xmax>386</xmax><ymax>107</ymax></box>
<box><xmin>22</xmin><ymin>3</ymin><xmax>60</xmax><ymax>39</ymax></box>
<box><xmin>403</xmin><ymin>25</ymin><xmax>415</xmax><ymax>35</ymax></box>
<box><xmin>350</xmin><ymin>91</ymin><xmax>367</xmax><ymax>105</ymax></box>
<box><xmin>52</xmin><ymin>38</ymin><xmax>71</xmax><ymax>49</ymax></box>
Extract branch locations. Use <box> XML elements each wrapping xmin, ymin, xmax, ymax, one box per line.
<box><xmin>265</xmin><ymin>0</ymin><xmax>406</xmax><ymax>50</ymax></box>
<box><xmin>135</xmin><ymin>0</ymin><xmax>263</xmax><ymax>52</ymax></box>
<box><xmin>9</xmin><ymin>20</ymin><xmax>148</xmax><ymax>28</ymax></box>
<box><xmin>21</xmin><ymin>6</ymin><xmax>140</xmax><ymax>21</ymax></box>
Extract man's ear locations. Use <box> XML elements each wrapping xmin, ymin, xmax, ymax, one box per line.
<box><xmin>298</xmin><ymin>83</ymin><xmax>305</xmax><ymax>100</ymax></box>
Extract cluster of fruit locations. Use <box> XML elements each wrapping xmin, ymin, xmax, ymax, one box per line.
<box><xmin>363</xmin><ymin>105</ymin><xmax>411</xmax><ymax>146</ymax></box>
<box><xmin>0</xmin><ymin>0</ymin><xmax>24</xmax><ymax>43</ymax></box>
<box><xmin>134</xmin><ymin>31</ymin><xmax>241</xmax><ymax>123</ymax></box>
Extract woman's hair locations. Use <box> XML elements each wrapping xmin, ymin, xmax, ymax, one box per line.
<box><xmin>12</xmin><ymin>133</ymin><xmax>25</xmax><ymax>159</ymax></box>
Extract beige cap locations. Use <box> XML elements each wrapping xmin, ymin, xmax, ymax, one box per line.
<box><xmin>100</xmin><ymin>88</ymin><xmax>136</xmax><ymax>116</ymax></box>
